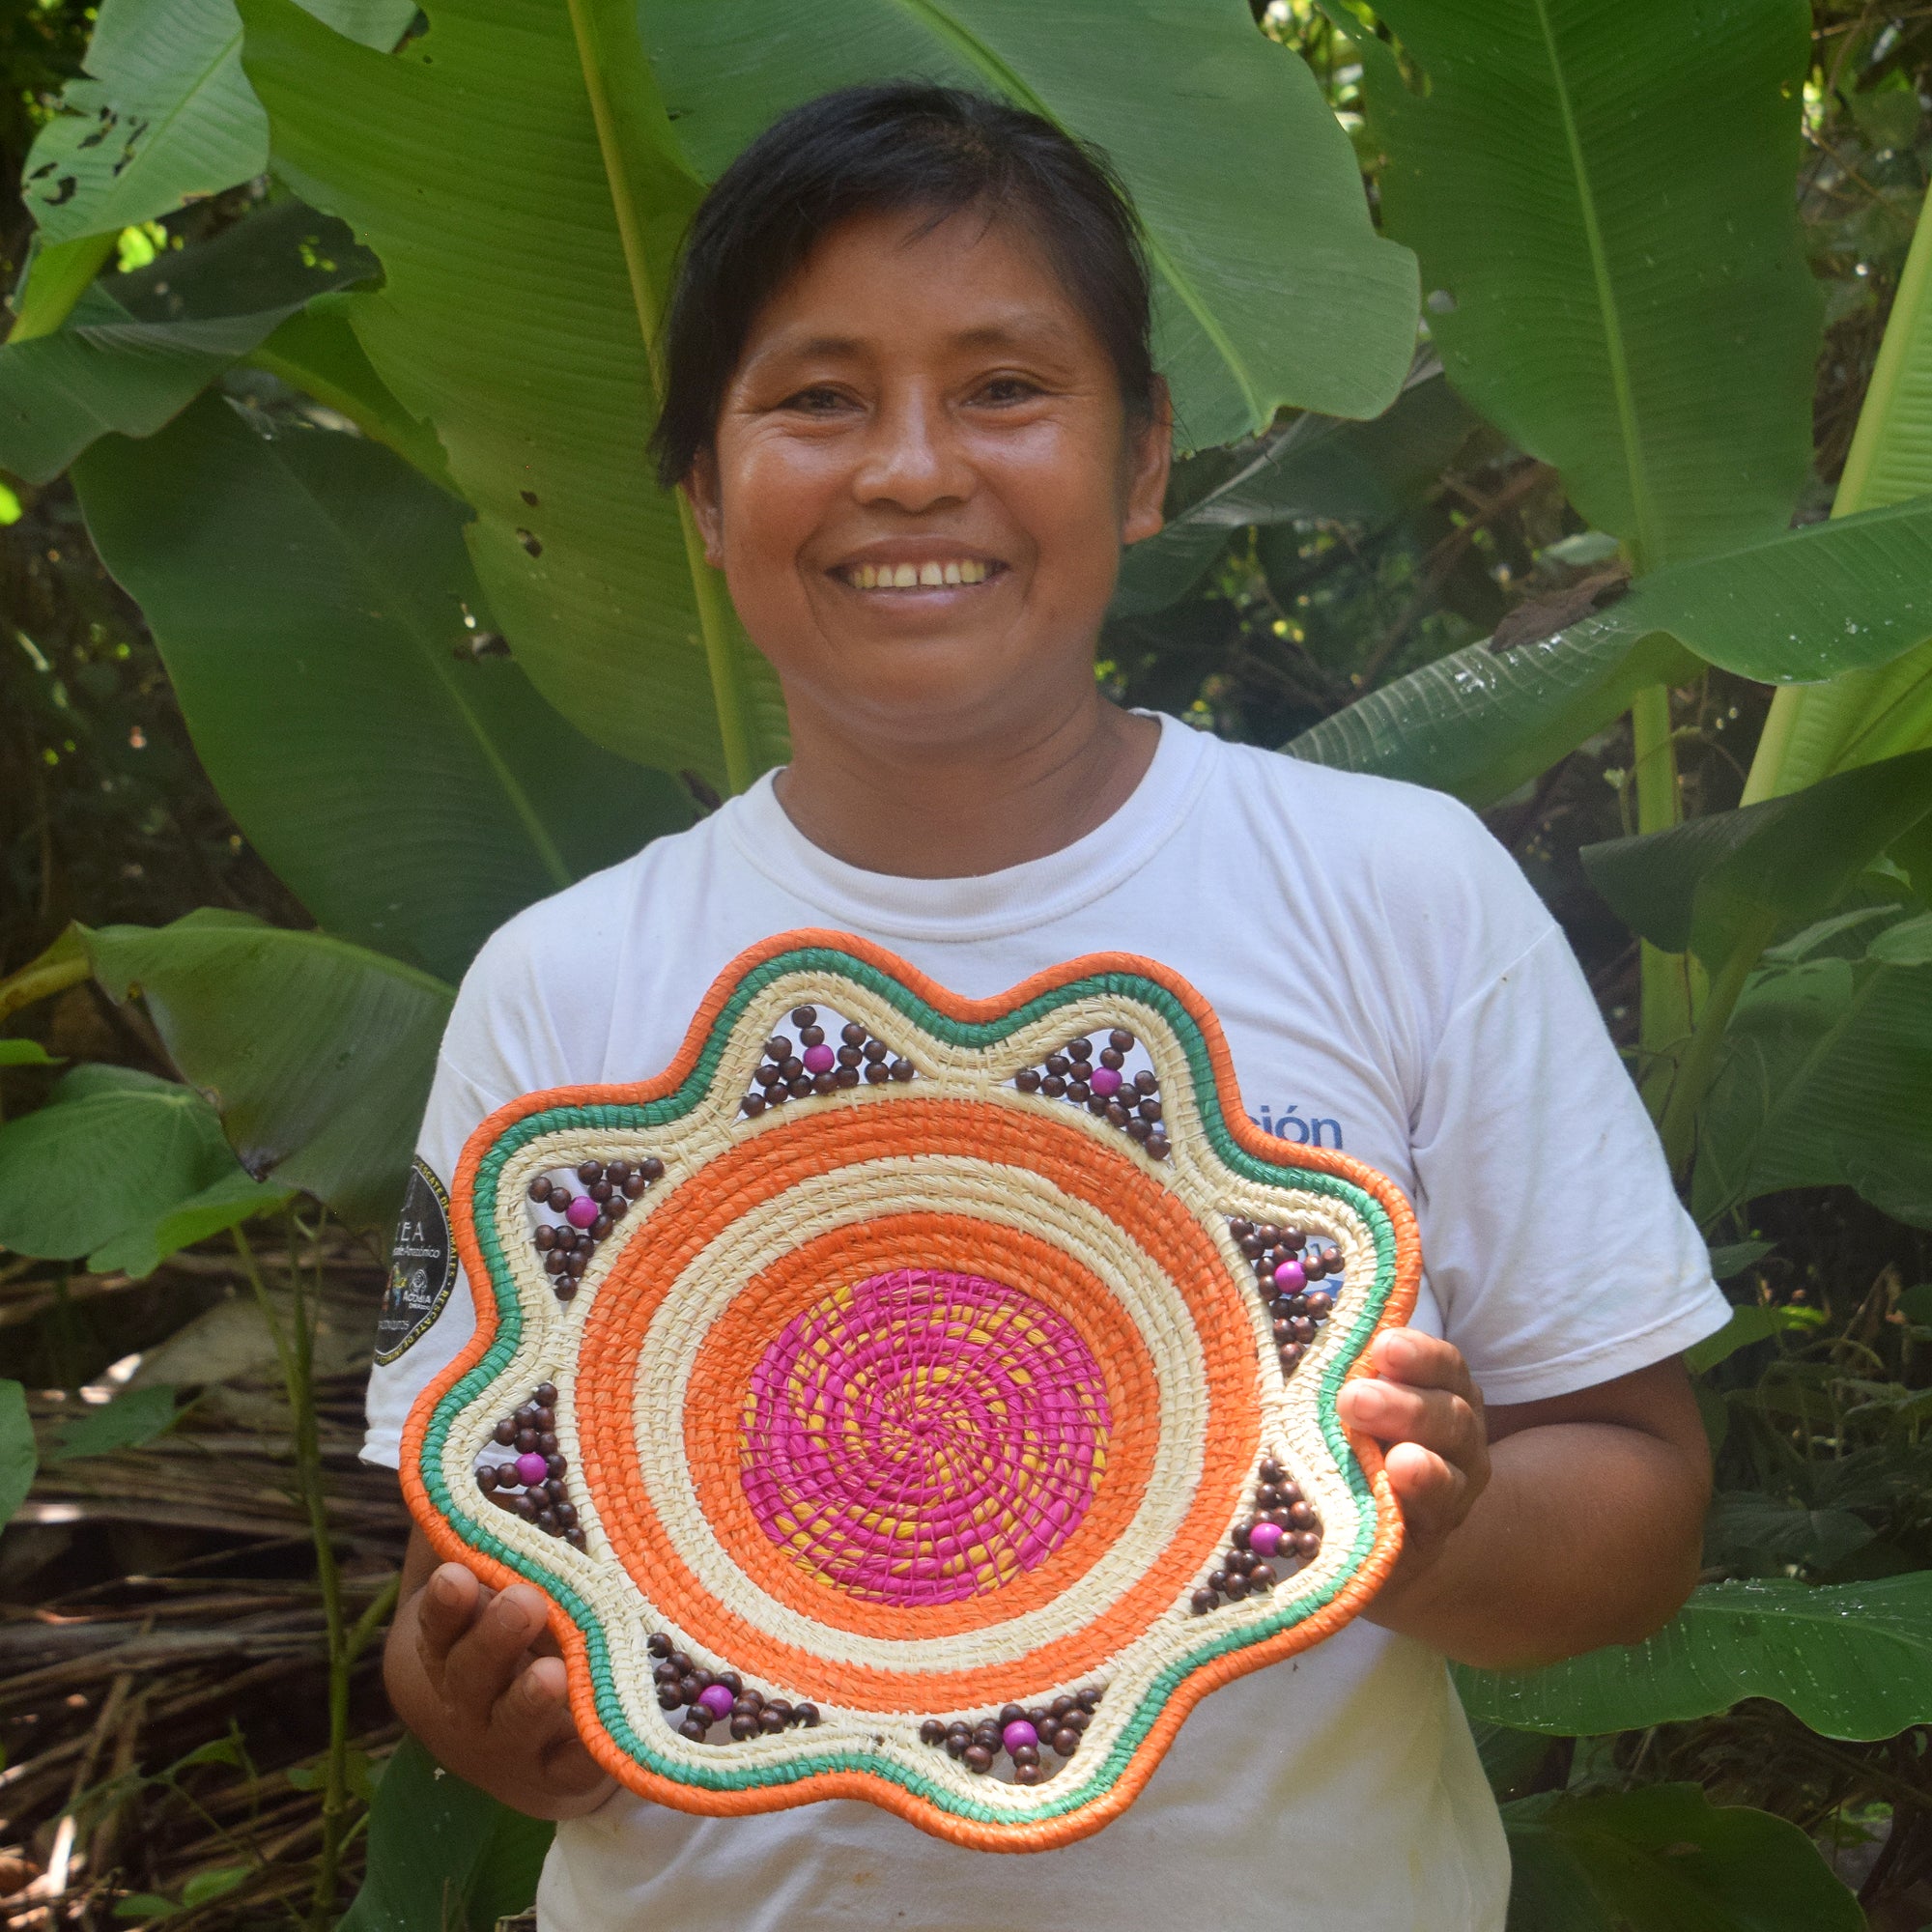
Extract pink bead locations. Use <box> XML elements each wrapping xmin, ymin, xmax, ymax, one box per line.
<box><xmin>1003</xmin><ymin>1719</ymin><xmax>1038</xmax><ymax>1755</ymax></box>
<box><xmin>565</xmin><ymin>1194</ymin><xmax>599</xmax><ymax>1229</ymax></box>
<box><xmin>1089</xmin><ymin>1065</ymin><xmax>1122</xmax><ymax>1097</ymax></box>
<box><xmin>1272</xmin><ymin>1258</ymin><xmax>1307</xmax><ymax>1293</ymax></box>
<box><xmin>515</xmin><ymin>1451</ymin><xmax>549</xmax><ymax>1487</ymax></box>
<box><xmin>697</xmin><ymin>1684</ymin><xmax>735</xmax><ymax>1719</ymax></box>
<box><xmin>803</xmin><ymin>1042</ymin><xmax>836</xmax><ymax>1074</ymax></box>
<box><xmin>1248</xmin><ymin>1520</ymin><xmax>1285</xmax><ymax>1559</ymax></box>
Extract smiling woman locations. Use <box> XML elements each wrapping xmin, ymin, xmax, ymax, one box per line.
<box><xmin>368</xmin><ymin>78</ymin><xmax>1725</xmax><ymax>1932</ymax></box>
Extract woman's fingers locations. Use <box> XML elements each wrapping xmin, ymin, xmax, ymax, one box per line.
<box><xmin>439</xmin><ymin>1582</ymin><xmax>551</xmax><ymax>1720</ymax></box>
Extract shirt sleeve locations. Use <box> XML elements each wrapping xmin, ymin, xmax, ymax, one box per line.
<box><xmin>1410</xmin><ymin>924</ymin><xmax>1731</xmax><ymax>1405</ymax></box>
<box><xmin>361</xmin><ymin>1053</ymin><xmax>506</xmax><ymax>1469</ymax></box>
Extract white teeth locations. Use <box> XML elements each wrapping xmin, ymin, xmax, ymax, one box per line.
<box><xmin>846</xmin><ymin>558</ymin><xmax>993</xmax><ymax>588</ymax></box>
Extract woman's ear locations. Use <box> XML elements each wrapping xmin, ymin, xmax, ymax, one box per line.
<box><xmin>1121</xmin><ymin>377</ymin><xmax>1173</xmax><ymax>548</ymax></box>
<box><xmin>683</xmin><ymin>448</ymin><xmax>726</xmax><ymax>567</ymax></box>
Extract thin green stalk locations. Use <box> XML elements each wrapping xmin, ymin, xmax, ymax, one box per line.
<box><xmin>1632</xmin><ymin>682</ymin><xmax>1693</xmax><ymax>1112</ymax></box>
<box><xmin>1657</xmin><ymin>908</ymin><xmax>1780</xmax><ymax>1181</ymax></box>
<box><xmin>231</xmin><ymin>1220</ymin><xmax>355</xmax><ymax>1929</ymax></box>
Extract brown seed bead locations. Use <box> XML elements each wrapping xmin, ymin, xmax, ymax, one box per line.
<box><xmin>1133</xmin><ymin>1070</ymin><xmax>1157</xmax><ymax>1094</ymax></box>
<box><xmin>765</xmin><ymin>1035</ymin><xmax>791</xmax><ymax>1062</ymax></box>
<box><xmin>1098</xmin><ymin>1046</ymin><xmax>1124</xmax><ymax>1070</ymax></box>
<box><xmin>788</xmin><ymin>1077</ymin><xmax>813</xmax><ymax>1099</ymax></box>
<box><xmin>1043</xmin><ymin>1054</ymin><xmax>1069</xmax><ymax>1077</ymax></box>
<box><xmin>729</xmin><ymin>1714</ymin><xmax>759</xmax><ymax>1740</ymax></box>
<box><xmin>476</xmin><ymin>1466</ymin><xmax>498</xmax><ymax>1492</ymax></box>
<box><xmin>1014</xmin><ymin>1068</ymin><xmax>1041</xmax><ymax>1093</ymax></box>
<box><xmin>512</xmin><ymin>1493</ymin><xmax>539</xmax><ymax>1520</ymax></box>
<box><xmin>679</xmin><ymin>1718</ymin><xmax>709</xmax><ymax>1743</ymax></box>
<box><xmin>1148</xmin><ymin>1133</ymin><xmax>1171</xmax><ymax>1161</ymax></box>
<box><xmin>1256</xmin><ymin>1484</ymin><xmax>1283</xmax><ymax>1512</ymax></box>
<box><xmin>566</xmin><ymin>1253</ymin><xmax>588</xmax><ymax>1279</ymax></box>
<box><xmin>799</xmin><ymin>1024</ymin><xmax>825</xmax><ymax>1048</ymax></box>
<box><xmin>1289</xmin><ymin>1501</ymin><xmax>1317</xmax><ymax>1530</ymax></box>
<box><xmin>678</xmin><ymin>1674</ymin><xmax>705</xmax><ymax>1703</ymax></box>
<box><xmin>1109</xmin><ymin>1030</ymin><xmax>1135</xmax><ymax>1053</ymax></box>
<box><xmin>1223</xmin><ymin>1572</ymin><xmax>1249</xmax><ymax>1599</ymax></box>
<box><xmin>999</xmin><ymin>1704</ymin><xmax>1027</xmax><ymax>1727</ymax></box>
<box><xmin>713</xmin><ymin>1672</ymin><xmax>742</xmax><ymax>1696</ymax></box>
<box><xmin>1067</xmin><ymin>1079</ymin><xmax>1091</xmax><ymax>1103</ymax></box>
<box><xmin>1293</xmin><ymin>1530</ymin><xmax>1320</xmax><ymax>1557</ymax></box>
<box><xmin>496</xmin><ymin>1462</ymin><xmax>521</xmax><ymax>1490</ymax></box>
<box><xmin>554</xmin><ymin>1280</ymin><xmax>578</xmax><ymax>1303</ymax></box>
<box><xmin>1103</xmin><ymin>1100</ymin><xmax>1128</xmax><ymax>1126</ymax></box>
<box><xmin>1067</xmin><ymin>1038</ymin><xmax>1093</xmax><ymax>1064</ymax></box>
<box><xmin>890</xmin><ymin>1060</ymin><xmax>915</xmax><ymax>1082</ymax></box>
<box><xmin>589</xmin><ymin>1179</ymin><xmax>612</xmax><ymax>1205</ymax></box>
<box><xmin>794</xmin><ymin>1703</ymin><xmax>820</xmax><ymax>1727</ymax></box>
<box><xmin>835</xmin><ymin>1066</ymin><xmax>861</xmax><ymax>1088</ymax></box>
<box><xmin>1125</xmin><ymin>1117</ymin><xmax>1151</xmax><ymax>1142</ymax></box>
<box><xmin>864</xmin><ymin>1063</ymin><xmax>890</xmax><ymax>1084</ymax></box>
<box><xmin>862</xmin><ymin>1037</ymin><xmax>888</xmax><ymax>1063</ymax></box>
<box><xmin>790</xmin><ymin>1006</ymin><xmax>817</xmax><ymax>1029</ymax></box>
<box><xmin>515</xmin><ymin>1428</ymin><xmax>538</xmax><ymax>1454</ymax></box>
<box><xmin>945</xmin><ymin>1726</ymin><xmax>971</xmax><ymax>1758</ymax></box>
<box><xmin>1049</xmin><ymin>1696</ymin><xmax>1075</xmax><ymax>1720</ymax></box>
<box><xmin>536</xmin><ymin>1510</ymin><xmax>560</xmax><ymax>1535</ymax></box>
<box><xmin>589</xmin><ymin>1215</ymin><xmax>611</xmax><ymax>1239</ymax></box>
<box><xmin>841</xmin><ymin>1022</ymin><xmax>867</xmax><ymax>1047</ymax></box>
<box><xmin>576</xmin><ymin>1159</ymin><xmax>601</xmax><ymax>1182</ymax></box>
<box><xmin>533</xmin><ymin>1224</ymin><xmax>556</xmax><ymax>1254</ymax></box>
<box><xmin>758</xmin><ymin>1707</ymin><xmax>787</xmax><ymax>1734</ymax></box>
<box><xmin>657</xmin><ymin>1687</ymin><xmax>684</xmax><ymax>1711</ymax></box>
<box><xmin>812</xmin><ymin>1071</ymin><xmax>838</xmax><ymax>1095</ymax></box>
<box><xmin>554</xmin><ymin>1502</ymin><xmax>578</xmax><ymax>1529</ymax></box>
<box><xmin>1137</xmin><ymin>1098</ymin><xmax>1163</xmax><ymax>1123</ymax></box>
<box><xmin>920</xmin><ymin>1719</ymin><xmax>948</xmax><ymax>1747</ymax></box>
<box><xmin>1250</xmin><ymin>1564</ymin><xmax>1275</xmax><ymax>1591</ymax></box>
<box><xmin>546</xmin><ymin>1182</ymin><xmax>572</xmax><ymax>1210</ymax></box>
<box><xmin>667</xmin><ymin>1653</ymin><xmax>692</xmax><ymax>1676</ymax></box>
<box><xmin>837</xmin><ymin>1044</ymin><xmax>863</xmax><ymax>1068</ymax></box>
<box><xmin>647</xmin><ymin>1634</ymin><xmax>672</xmax><ymax>1659</ymax></box>
<box><xmin>1238</xmin><ymin>1234</ymin><xmax>1264</xmax><ymax>1260</ymax></box>
<box><xmin>623</xmin><ymin>1170</ymin><xmax>648</xmax><ymax>1197</ymax></box>
<box><xmin>608</xmin><ymin>1197</ymin><xmax>630</xmax><ymax>1223</ymax></box>
<box><xmin>964</xmin><ymin>1745</ymin><xmax>994</xmax><ymax>1775</ymax></box>
<box><xmin>1208</xmin><ymin>1570</ymin><xmax>1229</xmax><ymax>1594</ymax></box>
<box><xmin>1014</xmin><ymin>1761</ymin><xmax>1043</xmax><ymax>1785</ymax></box>
<box><xmin>527</xmin><ymin>1176</ymin><xmax>552</xmax><ymax>1203</ymax></box>
<box><xmin>1076</xmin><ymin>1688</ymin><xmax>1101</xmax><ymax>1712</ymax></box>
<box><xmin>1051</xmin><ymin>1727</ymin><xmax>1080</xmax><ymax>1757</ymax></box>
<box><xmin>639</xmin><ymin>1156</ymin><xmax>665</xmax><ymax>1182</ymax></box>
<box><xmin>764</xmin><ymin>1700</ymin><xmax>792</xmax><ymax>1726</ymax></box>
<box><xmin>493</xmin><ymin>1418</ymin><xmax>517</xmax><ymax>1444</ymax></box>
<box><xmin>1259</xmin><ymin>1458</ymin><xmax>1284</xmax><ymax>1485</ymax></box>
<box><xmin>1065</xmin><ymin>1709</ymin><xmax>1091</xmax><ymax>1733</ymax></box>
<box><xmin>780</xmin><ymin>1056</ymin><xmax>805</xmax><ymax>1081</ymax></box>
<box><xmin>1279</xmin><ymin>1343</ymin><xmax>1303</xmax><ymax>1370</ymax></box>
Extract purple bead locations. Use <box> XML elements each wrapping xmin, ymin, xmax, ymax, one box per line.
<box><xmin>1002</xmin><ymin>1719</ymin><xmax>1038</xmax><ymax>1756</ymax></box>
<box><xmin>802</xmin><ymin>1042</ymin><xmax>836</xmax><ymax>1075</ymax></box>
<box><xmin>515</xmin><ymin>1451</ymin><xmax>549</xmax><ymax>1487</ymax></box>
<box><xmin>696</xmin><ymin>1684</ymin><xmax>735</xmax><ymax>1720</ymax></box>
<box><xmin>565</xmin><ymin>1194</ymin><xmax>599</xmax><ymax>1230</ymax></box>
<box><xmin>1088</xmin><ymin>1065</ymin><xmax>1122</xmax><ymax>1098</ymax></box>
<box><xmin>1248</xmin><ymin>1520</ymin><xmax>1285</xmax><ymax>1559</ymax></box>
<box><xmin>1272</xmin><ymin>1258</ymin><xmax>1307</xmax><ymax>1293</ymax></box>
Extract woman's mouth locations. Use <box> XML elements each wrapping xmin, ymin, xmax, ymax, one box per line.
<box><xmin>838</xmin><ymin>557</ymin><xmax>1002</xmax><ymax>590</ymax></box>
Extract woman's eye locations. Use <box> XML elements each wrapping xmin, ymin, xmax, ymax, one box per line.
<box><xmin>782</xmin><ymin>386</ymin><xmax>852</xmax><ymax>414</ymax></box>
<box><xmin>974</xmin><ymin>376</ymin><xmax>1039</xmax><ymax>406</ymax></box>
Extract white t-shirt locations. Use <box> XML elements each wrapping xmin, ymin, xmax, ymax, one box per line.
<box><xmin>365</xmin><ymin>713</ymin><xmax>1727</xmax><ymax>1932</ymax></box>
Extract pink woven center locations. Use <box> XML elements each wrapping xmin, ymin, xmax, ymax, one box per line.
<box><xmin>739</xmin><ymin>1268</ymin><xmax>1111</xmax><ymax>1605</ymax></box>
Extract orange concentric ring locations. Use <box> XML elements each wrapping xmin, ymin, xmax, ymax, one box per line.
<box><xmin>574</xmin><ymin>1096</ymin><xmax>1262</xmax><ymax>1711</ymax></box>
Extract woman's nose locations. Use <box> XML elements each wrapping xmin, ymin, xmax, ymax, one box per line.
<box><xmin>852</xmin><ymin>391</ymin><xmax>972</xmax><ymax>511</ymax></box>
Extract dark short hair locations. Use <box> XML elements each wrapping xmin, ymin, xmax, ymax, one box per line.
<box><xmin>649</xmin><ymin>83</ymin><xmax>1156</xmax><ymax>489</ymax></box>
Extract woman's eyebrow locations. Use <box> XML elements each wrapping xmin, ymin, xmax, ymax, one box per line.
<box><xmin>749</xmin><ymin>315</ymin><xmax>1067</xmax><ymax>369</ymax></box>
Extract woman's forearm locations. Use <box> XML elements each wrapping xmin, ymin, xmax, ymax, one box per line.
<box><xmin>1366</xmin><ymin>1417</ymin><xmax>1708</xmax><ymax>1671</ymax></box>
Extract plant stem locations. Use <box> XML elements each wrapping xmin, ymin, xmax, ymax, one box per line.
<box><xmin>230</xmin><ymin>1220</ymin><xmax>355</xmax><ymax>1928</ymax></box>
<box><xmin>1631</xmin><ymin>682</ymin><xmax>1693</xmax><ymax>1112</ymax></box>
<box><xmin>1657</xmin><ymin>908</ymin><xmax>1779</xmax><ymax>1181</ymax></box>
<box><xmin>6</xmin><ymin>231</ymin><xmax>117</xmax><ymax>343</ymax></box>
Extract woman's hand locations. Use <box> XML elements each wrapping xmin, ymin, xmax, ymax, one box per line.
<box><xmin>384</xmin><ymin>1527</ymin><xmax>614</xmax><ymax>1820</ymax></box>
<box><xmin>1335</xmin><ymin>1328</ymin><xmax>1491</xmax><ymax>1584</ymax></box>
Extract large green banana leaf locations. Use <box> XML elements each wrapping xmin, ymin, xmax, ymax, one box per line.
<box><xmin>1112</xmin><ymin>356</ymin><xmax>1479</xmax><ymax>617</ymax></box>
<box><xmin>238</xmin><ymin>0</ymin><xmax>786</xmax><ymax>791</ymax></box>
<box><xmin>1350</xmin><ymin>0</ymin><xmax>1821</xmax><ymax>570</ymax></box>
<box><xmin>1747</xmin><ymin>188</ymin><xmax>1932</xmax><ymax>801</ymax></box>
<box><xmin>17</xmin><ymin>0</ymin><xmax>414</xmax><ymax>251</ymax></box>
<box><xmin>1456</xmin><ymin>1575</ymin><xmax>1932</xmax><ymax>1742</ymax></box>
<box><xmin>1288</xmin><ymin>619</ymin><xmax>1697</xmax><ymax>807</ymax></box>
<box><xmin>0</xmin><ymin>199</ymin><xmax>372</xmax><ymax>481</ymax></box>
<box><xmin>1500</xmin><ymin>1784</ymin><xmax>1862</xmax><ymax>1932</ymax></box>
<box><xmin>85</xmin><ymin>911</ymin><xmax>451</xmax><ymax>1228</ymax></box>
<box><xmin>72</xmin><ymin>395</ymin><xmax>691</xmax><ymax>982</ymax></box>
<box><xmin>646</xmin><ymin>0</ymin><xmax>1419</xmax><ymax>450</ymax></box>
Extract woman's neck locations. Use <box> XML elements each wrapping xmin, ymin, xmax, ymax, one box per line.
<box><xmin>769</xmin><ymin>687</ymin><xmax>1159</xmax><ymax>880</ymax></box>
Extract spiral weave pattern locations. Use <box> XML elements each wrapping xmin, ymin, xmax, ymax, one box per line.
<box><xmin>740</xmin><ymin>1267</ymin><xmax>1111</xmax><ymax>1606</ymax></box>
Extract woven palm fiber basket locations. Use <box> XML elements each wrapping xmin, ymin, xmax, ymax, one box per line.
<box><xmin>403</xmin><ymin>930</ymin><xmax>1421</xmax><ymax>1851</ymax></box>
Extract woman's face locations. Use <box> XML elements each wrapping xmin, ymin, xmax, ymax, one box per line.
<box><xmin>685</xmin><ymin>206</ymin><xmax>1171</xmax><ymax>747</ymax></box>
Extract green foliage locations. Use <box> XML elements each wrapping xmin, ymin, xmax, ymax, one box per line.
<box><xmin>1350</xmin><ymin>0</ymin><xmax>1823</xmax><ymax>572</ymax></box>
<box><xmin>17</xmin><ymin>0</ymin><xmax>413</xmax><ymax>249</ymax></box>
<box><xmin>83</xmin><ymin>911</ymin><xmax>451</xmax><ymax>1228</ymax></box>
<box><xmin>0</xmin><ymin>198</ymin><xmax>375</xmax><ymax>481</ymax></box>
<box><xmin>46</xmin><ymin>1383</ymin><xmax>184</xmax><ymax>1462</ymax></box>
<box><xmin>1500</xmin><ymin>1782</ymin><xmax>1864</xmax><ymax>1931</ymax></box>
<box><xmin>336</xmin><ymin>1735</ymin><xmax>554</xmax><ymax>1932</ymax></box>
<box><xmin>0</xmin><ymin>1063</ymin><xmax>289</xmax><ymax>1271</ymax></box>
<box><xmin>73</xmin><ymin>394</ymin><xmax>692</xmax><ymax>979</ymax></box>
<box><xmin>1457</xmin><ymin>1575</ymin><xmax>1932</xmax><ymax>1741</ymax></box>
<box><xmin>0</xmin><ymin>1380</ymin><xmax>34</xmax><ymax>1531</ymax></box>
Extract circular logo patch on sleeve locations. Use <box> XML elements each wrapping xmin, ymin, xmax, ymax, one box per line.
<box><xmin>376</xmin><ymin>1157</ymin><xmax>454</xmax><ymax>1365</ymax></box>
